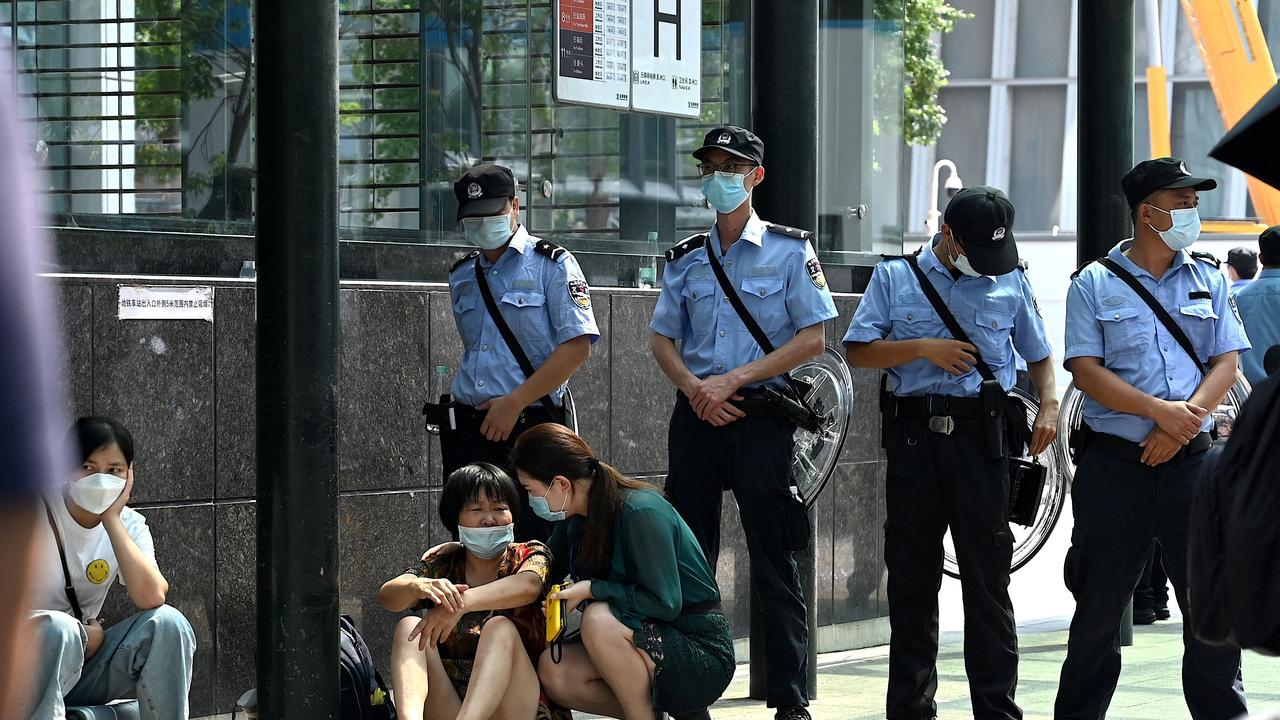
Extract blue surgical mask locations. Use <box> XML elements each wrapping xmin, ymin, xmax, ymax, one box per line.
<box><xmin>701</xmin><ymin>171</ymin><xmax>750</xmax><ymax>214</ymax></box>
<box><xmin>461</xmin><ymin>214</ymin><xmax>515</xmax><ymax>250</ymax></box>
<box><xmin>457</xmin><ymin>523</ymin><xmax>514</xmax><ymax>559</ymax></box>
<box><xmin>1146</xmin><ymin>205</ymin><xmax>1201</xmax><ymax>251</ymax></box>
<box><xmin>528</xmin><ymin>482</ymin><xmax>567</xmax><ymax>522</ymax></box>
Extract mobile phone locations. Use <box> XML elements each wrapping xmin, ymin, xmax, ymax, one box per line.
<box><xmin>546</xmin><ymin>583</ymin><xmax>567</xmax><ymax>644</ymax></box>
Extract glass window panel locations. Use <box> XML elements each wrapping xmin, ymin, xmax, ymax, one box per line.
<box><xmin>1014</xmin><ymin>0</ymin><xmax>1070</xmax><ymax>77</ymax></box>
<box><xmin>1170</xmin><ymin>82</ymin><xmax>1232</xmax><ymax>218</ymax></box>
<box><xmin>940</xmin><ymin>0</ymin><xmax>995</xmax><ymax>79</ymax></box>
<box><xmin>1262</xmin><ymin>0</ymin><xmax>1280</xmax><ymax>62</ymax></box>
<box><xmin>1174</xmin><ymin>6</ymin><xmax>1205</xmax><ymax>75</ymax></box>
<box><xmin>1009</xmin><ymin>86</ymin><xmax>1066</xmax><ymax>230</ymax></box>
<box><xmin>1134</xmin><ymin>82</ymin><xmax>1152</xmax><ymax>163</ymax></box>
<box><xmin>934</xmin><ymin>87</ymin><xmax>989</xmax><ymax>214</ymax></box>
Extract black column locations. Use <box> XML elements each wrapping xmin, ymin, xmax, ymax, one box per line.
<box><xmin>1078</xmin><ymin>0</ymin><xmax>1135</xmax><ymax>264</ymax></box>
<box><xmin>255</xmin><ymin>0</ymin><xmax>341</xmax><ymax>717</ymax></box>
<box><xmin>751</xmin><ymin>0</ymin><xmax>820</xmax><ymax>702</ymax></box>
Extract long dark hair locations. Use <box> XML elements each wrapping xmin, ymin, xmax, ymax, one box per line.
<box><xmin>70</xmin><ymin>416</ymin><xmax>135</xmax><ymax>466</ymax></box>
<box><xmin>511</xmin><ymin>423</ymin><xmax>653</xmax><ymax>578</ymax></box>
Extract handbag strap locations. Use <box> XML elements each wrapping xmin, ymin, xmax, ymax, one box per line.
<box><xmin>702</xmin><ymin>236</ymin><xmax>807</xmax><ymax>396</ymax></box>
<box><xmin>473</xmin><ymin>259</ymin><xmax>556</xmax><ymax>411</ymax></box>
<box><xmin>1097</xmin><ymin>256</ymin><xmax>1209</xmax><ymax>376</ymax></box>
<box><xmin>901</xmin><ymin>253</ymin><xmax>997</xmax><ymax>383</ymax></box>
<box><xmin>42</xmin><ymin>497</ymin><xmax>84</xmax><ymax>622</ymax></box>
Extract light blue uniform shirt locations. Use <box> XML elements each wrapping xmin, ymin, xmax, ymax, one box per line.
<box><xmin>448</xmin><ymin>226</ymin><xmax>599</xmax><ymax>407</ymax></box>
<box><xmin>843</xmin><ymin>237</ymin><xmax>1052</xmax><ymax>397</ymax></box>
<box><xmin>1234</xmin><ymin>268</ymin><xmax>1280</xmax><ymax>385</ymax></box>
<box><xmin>1064</xmin><ymin>240</ymin><xmax>1251</xmax><ymax>442</ymax></box>
<box><xmin>650</xmin><ymin>212</ymin><xmax>838</xmax><ymax>387</ymax></box>
<box><xmin>1230</xmin><ymin>278</ymin><xmax>1252</xmax><ymax>295</ymax></box>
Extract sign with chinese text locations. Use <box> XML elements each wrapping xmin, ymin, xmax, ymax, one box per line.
<box><xmin>117</xmin><ymin>286</ymin><xmax>214</xmax><ymax>322</ymax></box>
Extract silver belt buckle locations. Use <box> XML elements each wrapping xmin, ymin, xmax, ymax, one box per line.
<box><xmin>928</xmin><ymin>415</ymin><xmax>955</xmax><ymax>435</ymax></box>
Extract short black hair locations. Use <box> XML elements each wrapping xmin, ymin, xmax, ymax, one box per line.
<box><xmin>438</xmin><ymin>462</ymin><xmax>521</xmax><ymax>539</ymax></box>
<box><xmin>1227</xmin><ymin>247</ymin><xmax>1258</xmax><ymax>279</ymax></box>
<box><xmin>1259</xmin><ymin>227</ymin><xmax>1280</xmax><ymax>267</ymax></box>
<box><xmin>70</xmin><ymin>416</ymin><xmax>134</xmax><ymax>467</ymax></box>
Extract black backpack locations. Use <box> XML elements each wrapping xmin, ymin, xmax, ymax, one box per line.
<box><xmin>1188</xmin><ymin>372</ymin><xmax>1280</xmax><ymax>655</ymax></box>
<box><xmin>339</xmin><ymin>615</ymin><xmax>397</xmax><ymax>719</ymax></box>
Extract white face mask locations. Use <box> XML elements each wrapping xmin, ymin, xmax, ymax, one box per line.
<box><xmin>68</xmin><ymin>472</ymin><xmax>126</xmax><ymax>514</ymax></box>
<box><xmin>1146</xmin><ymin>205</ymin><xmax>1201</xmax><ymax>251</ymax></box>
<box><xmin>457</xmin><ymin>523</ymin><xmax>514</xmax><ymax>559</ymax></box>
<box><xmin>946</xmin><ymin>233</ymin><xmax>984</xmax><ymax>278</ymax></box>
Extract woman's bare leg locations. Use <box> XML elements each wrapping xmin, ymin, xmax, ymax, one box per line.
<box><xmin>390</xmin><ymin>617</ymin><xmax>431</xmax><ymax>720</ymax></box>
<box><xmin>423</xmin><ymin>637</ymin><xmax>464</xmax><ymax>720</ymax></box>
<box><xmin>455</xmin><ymin>616</ymin><xmax>540</xmax><ymax>720</ymax></box>
<box><xmin>579</xmin><ymin>602</ymin><xmax>657</xmax><ymax>720</ymax></box>
<box><xmin>538</xmin><ymin>643</ymin><xmax>627</xmax><ymax>718</ymax></box>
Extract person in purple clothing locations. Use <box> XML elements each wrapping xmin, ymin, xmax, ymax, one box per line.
<box><xmin>0</xmin><ymin>48</ymin><xmax>68</xmax><ymax>712</ymax></box>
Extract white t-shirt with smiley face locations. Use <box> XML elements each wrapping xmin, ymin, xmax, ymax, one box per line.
<box><xmin>31</xmin><ymin>494</ymin><xmax>156</xmax><ymax>619</ymax></box>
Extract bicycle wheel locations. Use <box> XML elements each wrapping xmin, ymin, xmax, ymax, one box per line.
<box><xmin>942</xmin><ymin>387</ymin><xmax>1069</xmax><ymax>579</ymax></box>
<box><xmin>790</xmin><ymin>346</ymin><xmax>855</xmax><ymax>508</ymax></box>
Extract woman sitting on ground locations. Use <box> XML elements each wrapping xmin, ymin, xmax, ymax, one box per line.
<box><xmin>511</xmin><ymin>423</ymin><xmax>735</xmax><ymax>720</ymax></box>
<box><xmin>378</xmin><ymin>462</ymin><xmax>568</xmax><ymax>720</ymax></box>
<box><xmin>24</xmin><ymin>416</ymin><xmax>196</xmax><ymax>719</ymax></box>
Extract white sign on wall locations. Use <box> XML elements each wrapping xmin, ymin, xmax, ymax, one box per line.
<box><xmin>630</xmin><ymin>0</ymin><xmax>701</xmax><ymax>118</ymax></box>
<box><xmin>118</xmin><ymin>285</ymin><xmax>214</xmax><ymax>322</ymax></box>
<box><xmin>554</xmin><ymin>0</ymin><xmax>631</xmax><ymax>110</ymax></box>
<box><xmin>553</xmin><ymin>0</ymin><xmax>700</xmax><ymax>118</ymax></box>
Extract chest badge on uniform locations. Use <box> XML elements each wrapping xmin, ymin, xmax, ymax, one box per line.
<box><xmin>806</xmin><ymin>258</ymin><xmax>827</xmax><ymax>289</ymax></box>
<box><xmin>86</xmin><ymin>559</ymin><xmax>111</xmax><ymax>585</ymax></box>
<box><xmin>568</xmin><ymin>278</ymin><xmax>591</xmax><ymax>309</ymax></box>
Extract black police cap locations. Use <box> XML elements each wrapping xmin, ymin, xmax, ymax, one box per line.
<box><xmin>1121</xmin><ymin>157</ymin><xmax>1217</xmax><ymax>210</ymax></box>
<box><xmin>691</xmin><ymin>126</ymin><xmax>764</xmax><ymax>165</ymax></box>
<box><xmin>454</xmin><ymin>164</ymin><xmax>517</xmax><ymax>222</ymax></box>
<box><xmin>943</xmin><ymin>185</ymin><xmax>1019</xmax><ymax>276</ymax></box>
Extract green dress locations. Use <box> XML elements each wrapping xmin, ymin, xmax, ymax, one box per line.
<box><xmin>548</xmin><ymin>488</ymin><xmax>735</xmax><ymax>715</ymax></box>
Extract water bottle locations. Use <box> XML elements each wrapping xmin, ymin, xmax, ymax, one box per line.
<box><xmin>638</xmin><ymin>231</ymin><xmax>659</xmax><ymax>288</ymax></box>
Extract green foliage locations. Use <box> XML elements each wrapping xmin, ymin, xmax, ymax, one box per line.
<box><xmin>879</xmin><ymin>0</ymin><xmax>972</xmax><ymax>147</ymax></box>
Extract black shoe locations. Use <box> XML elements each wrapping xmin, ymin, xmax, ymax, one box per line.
<box><xmin>775</xmin><ymin>705</ymin><xmax>812</xmax><ymax>720</ymax></box>
<box><xmin>1155</xmin><ymin>606</ymin><xmax>1171</xmax><ymax>620</ymax></box>
<box><xmin>1134</xmin><ymin>607</ymin><xmax>1158</xmax><ymax>625</ymax></box>
<box><xmin>670</xmin><ymin>711</ymin><xmax>712</xmax><ymax>720</ymax></box>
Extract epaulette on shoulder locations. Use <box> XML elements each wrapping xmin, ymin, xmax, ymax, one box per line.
<box><xmin>878</xmin><ymin>253</ymin><xmax>909</xmax><ymax>263</ymax></box>
<box><xmin>533</xmin><ymin>239</ymin><xmax>568</xmax><ymax>262</ymax></box>
<box><xmin>1190</xmin><ymin>250</ymin><xmax>1221</xmax><ymax>269</ymax></box>
<box><xmin>765</xmin><ymin>222</ymin><xmax>812</xmax><ymax>241</ymax></box>
<box><xmin>450</xmin><ymin>249</ymin><xmax>480</xmax><ymax>273</ymax></box>
<box><xmin>665</xmin><ymin>233</ymin><xmax>708</xmax><ymax>263</ymax></box>
<box><xmin>1070</xmin><ymin>258</ymin><xmax>1097</xmax><ymax>280</ymax></box>
<box><xmin>1016</xmin><ymin>257</ymin><xmax>1029</xmax><ymax>272</ymax></box>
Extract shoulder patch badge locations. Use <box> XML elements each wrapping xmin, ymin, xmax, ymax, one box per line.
<box><xmin>568</xmin><ymin>277</ymin><xmax>591</xmax><ymax>309</ymax></box>
<box><xmin>806</xmin><ymin>257</ymin><xmax>827</xmax><ymax>289</ymax></box>
<box><xmin>1229</xmin><ymin>294</ymin><xmax>1243</xmax><ymax>325</ymax></box>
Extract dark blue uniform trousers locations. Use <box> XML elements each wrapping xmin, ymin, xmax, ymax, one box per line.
<box><xmin>1054</xmin><ymin>443</ymin><xmax>1247</xmax><ymax>720</ymax></box>
<box><xmin>883</xmin><ymin>416</ymin><xmax>1021</xmax><ymax>720</ymax></box>
<box><xmin>665</xmin><ymin>394</ymin><xmax>809</xmax><ymax>709</ymax></box>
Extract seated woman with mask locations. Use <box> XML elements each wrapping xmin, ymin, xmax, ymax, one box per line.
<box><xmin>23</xmin><ymin>416</ymin><xmax>196</xmax><ymax>719</ymax></box>
<box><xmin>379</xmin><ymin>463</ymin><xmax>568</xmax><ymax>720</ymax></box>
<box><xmin>512</xmin><ymin>423</ymin><xmax>735</xmax><ymax>720</ymax></box>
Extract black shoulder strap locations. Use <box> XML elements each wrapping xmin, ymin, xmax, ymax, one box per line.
<box><xmin>1190</xmin><ymin>250</ymin><xmax>1221</xmax><ymax>269</ymax></box>
<box><xmin>42</xmin><ymin>498</ymin><xmax>84</xmax><ymax>621</ymax></box>
<box><xmin>1097</xmin><ymin>256</ymin><xmax>1209</xmax><ymax>375</ymax></box>
<box><xmin>902</xmin><ymin>253</ymin><xmax>997</xmax><ymax>383</ymax></box>
<box><xmin>1070</xmin><ymin>259</ymin><xmax>1095</xmax><ymax>280</ymax></box>
<box><xmin>704</xmin><ymin>237</ymin><xmax>776</xmax><ymax>354</ymax></box>
<box><xmin>450</xmin><ymin>249</ymin><xmax>480</xmax><ymax>274</ymax></box>
<box><xmin>473</xmin><ymin>260</ymin><xmax>556</xmax><ymax>411</ymax></box>
<box><xmin>763</xmin><ymin>222</ymin><xmax>812</xmax><ymax>241</ymax></box>
<box><xmin>665</xmin><ymin>233</ymin><xmax>708</xmax><ymax>263</ymax></box>
<box><xmin>532</xmin><ymin>238</ymin><xmax>567</xmax><ymax>262</ymax></box>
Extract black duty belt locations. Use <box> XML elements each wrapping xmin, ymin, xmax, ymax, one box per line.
<box><xmin>452</xmin><ymin>402</ymin><xmax>562</xmax><ymax>429</ymax></box>
<box><xmin>1087</xmin><ymin>430</ymin><xmax>1213</xmax><ymax>463</ymax></box>
<box><xmin>884</xmin><ymin>394</ymin><xmax>987</xmax><ymax>436</ymax></box>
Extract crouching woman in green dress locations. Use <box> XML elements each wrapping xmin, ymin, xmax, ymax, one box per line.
<box><xmin>511</xmin><ymin>423</ymin><xmax>735</xmax><ymax>720</ymax></box>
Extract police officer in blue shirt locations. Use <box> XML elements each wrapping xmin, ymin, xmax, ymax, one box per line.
<box><xmin>650</xmin><ymin>126</ymin><xmax>837</xmax><ymax>720</ymax></box>
<box><xmin>1055</xmin><ymin>158</ymin><xmax>1250</xmax><ymax>719</ymax></box>
<box><xmin>844</xmin><ymin>187</ymin><xmax>1058</xmax><ymax>720</ymax></box>
<box><xmin>441</xmin><ymin>163</ymin><xmax>599</xmax><ymax>540</ymax></box>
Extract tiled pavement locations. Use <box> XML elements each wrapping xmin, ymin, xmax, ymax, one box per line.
<box><xmin>705</xmin><ymin>618</ymin><xmax>1280</xmax><ymax>719</ymax></box>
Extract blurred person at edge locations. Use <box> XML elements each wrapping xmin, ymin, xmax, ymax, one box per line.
<box><xmin>0</xmin><ymin>47</ymin><xmax>69</xmax><ymax>717</ymax></box>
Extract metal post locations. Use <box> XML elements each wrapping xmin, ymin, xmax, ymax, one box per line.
<box><xmin>1077</xmin><ymin>0</ymin><xmax>1135</xmax><ymax>264</ymax></box>
<box><xmin>255</xmin><ymin>0</ymin><xmax>341</xmax><ymax>717</ymax></box>
<box><xmin>1079</xmin><ymin>0</ymin><xmax>1136</xmax><ymax>647</ymax></box>
<box><xmin>751</xmin><ymin>0</ymin><xmax>820</xmax><ymax>701</ymax></box>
